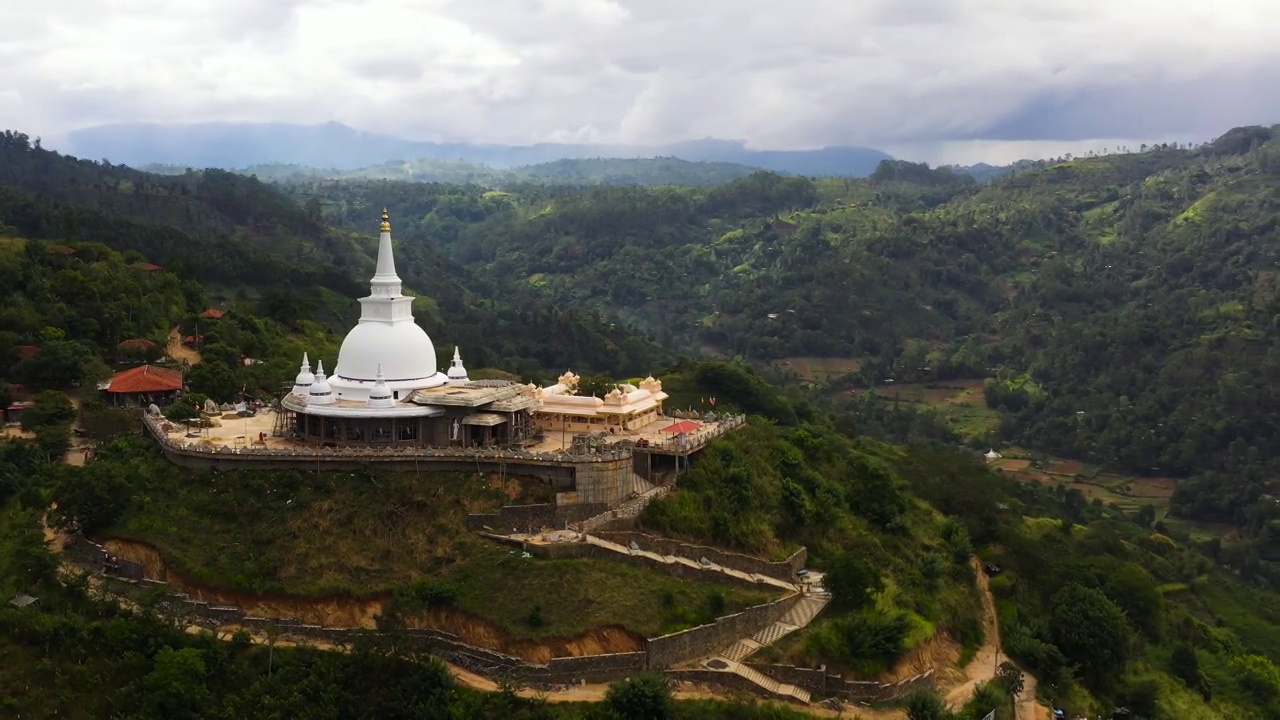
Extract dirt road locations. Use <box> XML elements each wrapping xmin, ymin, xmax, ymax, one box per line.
<box><xmin>942</xmin><ymin>557</ymin><xmax>1051</xmax><ymax>720</ymax></box>
<box><xmin>166</xmin><ymin>326</ymin><xmax>201</xmax><ymax>365</ymax></box>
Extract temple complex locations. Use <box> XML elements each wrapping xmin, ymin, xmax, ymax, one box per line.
<box><xmin>142</xmin><ymin>209</ymin><xmax>745</xmax><ymax>512</ymax></box>
<box><xmin>279</xmin><ymin>210</ymin><xmax>672</xmax><ymax>450</ymax></box>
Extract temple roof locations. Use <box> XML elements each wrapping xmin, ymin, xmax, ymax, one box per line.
<box><xmin>107</xmin><ymin>364</ymin><xmax>183</xmax><ymax>394</ymax></box>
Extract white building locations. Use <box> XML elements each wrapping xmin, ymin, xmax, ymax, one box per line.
<box><xmin>281</xmin><ymin>209</ymin><xmax>667</xmax><ymax>448</ymax></box>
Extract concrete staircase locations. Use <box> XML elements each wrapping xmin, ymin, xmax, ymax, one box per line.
<box><xmin>699</xmin><ymin>583</ymin><xmax>832</xmax><ymax>705</ymax></box>
<box><xmin>729</xmin><ymin>660</ymin><xmax>812</xmax><ymax>704</ymax></box>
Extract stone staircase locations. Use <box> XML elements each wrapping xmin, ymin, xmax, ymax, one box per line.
<box><xmin>731</xmin><ymin>661</ymin><xmax>812</xmax><ymax>704</ymax></box>
<box><xmin>700</xmin><ymin>584</ymin><xmax>832</xmax><ymax>705</ymax></box>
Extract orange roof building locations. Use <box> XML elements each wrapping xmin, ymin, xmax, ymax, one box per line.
<box><xmin>104</xmin><ymin>363</ymin><xmax>184</xmax><ymax>392</ymax></box>
<box><xmin>199</xmin><ymin>308</ymin><xmax>226</xmax><ymax>319</ymax></box>
<box><xmin>117</xmin><ymin>339</ymin><xmax>158</xmax><ymax>350</ymax></box>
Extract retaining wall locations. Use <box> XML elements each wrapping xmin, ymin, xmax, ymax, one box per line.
<box><xmin>647</xmin><ymin>593</ymin><xmax>802</xmax><ymax>668</ymax></box>
<box><xmin>466</xmin><ymin>503</ymin><xmax>610</xmax><ymax>533</ymax></box>
<box><xmin>594</xmin><ymin>531</ymin><xmax>807</xmax><ymax>581</ymax></box>
<box><xmin>742</xmin><ymin>662</ymin><xmax>937</xmax><ymax>703</ymax></box>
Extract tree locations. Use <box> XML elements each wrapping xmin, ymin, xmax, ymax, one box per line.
<box><xmin>14</xmin><ymin>339</ymin><xmax>109</xmax><ymax>390</ymax></box>
<box><xmin>1049</xmin><ymin>583</ymin><xmax>1136</xmax><ymax>689</ymax></box>
<box><xmin>605</xmin><ymin>673</ymin><xmax>671</xmax><ymax>720</ymax></box>
<box><xmin>134</xmin><ymin>647</ymin><xmax>212</xmax><ymax>720</ymax></box>
<box><xmin>576</xmin><ymin>373</ymin><xmax>616</xmax><ymax>398</ymax></box>
<box><xmin>995</xmin><ymin>661</ymin><xmax>1024</xmax><ymax>697</ymax></box>
<box><xmin>904</xmin><ymin>688</ymin><xmax>953</xmax><ymax>720</ymax></box>
<box><xmin>1171</xmin><ymin>644</ymin><xmax>1209</xmax><ymax>699</ymax></box>
<box><xmin>20</xmin><ymin>390</ymin><xmax>77</xmax><ymax>431</ymax></box>
<box><xmin>1134</xmin><ymin>504</ymin><xmax>1157</xmax><ymax>528</ymax></box>
<box><xmin>825</xmin><ymin>552</ymin><xmax>884</xmax><ymax>611</ymax></box>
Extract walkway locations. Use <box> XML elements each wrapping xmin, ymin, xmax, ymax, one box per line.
<box><xmin>582</xmin><ymin>533</ymin><xmax>800</xmax><ymax>594</ymax></box>
<box><xmin>693</xmin><ymin>572</ymin><xmax>831</xmax><ymax>704</ymax></box>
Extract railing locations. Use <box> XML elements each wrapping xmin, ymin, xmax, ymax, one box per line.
<box><xmin>141</xmin><ymin>414</ymin><xmax>632</xmax><ymax>463</ymax></box>
<box><xmin>631</xmin><ymin>415</ymin><xmax>748</xmax><ymax>453</ymax></box>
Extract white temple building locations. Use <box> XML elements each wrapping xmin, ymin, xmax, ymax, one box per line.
<box><xmin>281</xmin><ymin>209</ymin><xmax>667</xmax><ymax>449</ymax></box>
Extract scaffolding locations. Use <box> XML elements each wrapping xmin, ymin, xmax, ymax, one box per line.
<box><xmin>271</xmin><ymin>386</ymin><xmax>295</xmax><ymax>438</ymax></box>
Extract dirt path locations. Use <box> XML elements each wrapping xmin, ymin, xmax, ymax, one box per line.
<box><xmin>940</xmin><ymin>558</ymin><xmax>1051</xmax><ymax>719</ymax></box>
<box><xmin>944</xmin><ymin>557</ymin><xmax>1003</xmax><ymax>708</ymax></box>
<box><xmin>166</xmin><ymin>326</ymin><xmax>201</xmax><ymax>365</ymax></box>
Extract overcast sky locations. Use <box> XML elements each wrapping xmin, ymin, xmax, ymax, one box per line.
<box><xmin>3</xmin><ymin>0</ymin><xmax>1278</xmax><ymax>164</ymax></box>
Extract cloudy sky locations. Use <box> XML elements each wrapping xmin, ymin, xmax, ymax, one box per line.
<box><xmin>3</xmin><ymin>0</ymin><xmax>1278</xmax><ymax>163</ymax></box>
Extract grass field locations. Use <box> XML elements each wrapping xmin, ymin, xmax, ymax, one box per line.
<box><xmin>107</xmin><ymin>464</ymin><xmax>775</xmax><ymax>643</ymax></box>
<box><xmin>775</xmin><ymin>356</ymin><xmax>862</xmax><ymax>382</ymax></box>
<box><xmin>868</xmin><ymin>379</ymin><xmax>1001</xmax><ymax>442</ymax></box>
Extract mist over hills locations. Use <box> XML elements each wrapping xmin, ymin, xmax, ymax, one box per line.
<box><xmin>65</xmin><ymin>121</ymin><xmax>894</xmax><ymax>178</ymax></box>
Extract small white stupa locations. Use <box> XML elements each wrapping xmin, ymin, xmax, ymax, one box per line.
<box><xmin>292</xmin><ymin>353</ymin><xmax>315</xmax><ymax>397</ymax></box>
<box><xmin>366</xmin><ymin>364</ymin><xmax>396</xmax><ymax>409</ymax></box>
<box><xmin>446</xmin><ymin>347</ymin><xmax>469</xmax><ymax>385</ymax></box>
<box><xmin>309</xmin><ymin>360</ymin><xmax>335</xmax><ymax>406</ymax></box>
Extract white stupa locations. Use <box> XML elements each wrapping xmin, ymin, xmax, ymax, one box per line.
<box><xmin>366</xmin><ymin>364</ymin><xmax>396</xmax><ymax>409</ymax></box>
<box><xmin>308</xmin><ymin>360</ymin><xmax>335</xmax><ymax>406</ymax></box>
<box><xmin>329</xmin><ymin>208</ymin><xmax>448</xmax><ymax>402</ymax></box>
<box><xmin>292</xmin><ymin>352</ymin><xmax>314</xmax><ymax>396</ymax></box>
<box><xmin>446</xmin><ymin>347</ymin><xmax>469</xmax><ymax>385</ymax></box>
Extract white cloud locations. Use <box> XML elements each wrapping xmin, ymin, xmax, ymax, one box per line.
<box><xmin>2</xmin><ymin>0</ymin><xmax>1278</xmax><ymax>162</ymax></box>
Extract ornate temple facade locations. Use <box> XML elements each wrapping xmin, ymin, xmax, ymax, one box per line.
<box><xmin>280</xmin><ymin>210</ymin><xmax>668</xmax><ymax>449</ymax></box>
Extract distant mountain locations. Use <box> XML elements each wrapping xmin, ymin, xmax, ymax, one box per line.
<box><xmin>66</xmin><ymin>122</ymin><xmax>893</xmax><ymax>178</ymax></box>
<box><xmin>151</xmin><ymin>156</ymin><xmax>767</xmax><ymax>187</ymax></box>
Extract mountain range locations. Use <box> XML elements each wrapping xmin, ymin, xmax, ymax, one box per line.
<box><xmin>64</xmin><ymin>121</ymin><xmax>894</xmax><ymax>178</ymax></box>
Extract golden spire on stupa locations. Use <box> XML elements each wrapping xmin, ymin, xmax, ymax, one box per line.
<box><xmin>380</xmin><ymin>207</ymin><xmax>391</xmax><ymax>233</ymax></box>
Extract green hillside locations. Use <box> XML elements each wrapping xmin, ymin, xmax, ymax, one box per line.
<box><xmin>278</xmin><ymin>126</ymin><xmax>1280</xmax><ymax>536</ymax></box>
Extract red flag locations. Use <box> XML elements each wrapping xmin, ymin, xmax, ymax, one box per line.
<box><xmin>710</xmin><ymin>397</ymin><xmax>716</xmax><ymax>406</ymax></box>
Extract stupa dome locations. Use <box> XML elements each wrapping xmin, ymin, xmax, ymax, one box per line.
<box><xmin>335</xmin><ymin>322</ymin><xmax>438</xmax><ymax>383</ymax></box>
<box><xmin>332</xmin><ymin>209</ymin><xmax>441</xmax><ymax>385</ymax></box>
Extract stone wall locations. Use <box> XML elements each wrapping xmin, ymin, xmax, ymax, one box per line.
<box><xmin>646</xmin><ymin>593</ymin><xmax>802</xmax><ymax>668</ymax></box>
<box><xmin>142</xmin><ymin>413</ymin><xmax>625</xmax><ymax>489</ymax></box>
<box><xmin>742</xmin><ymin>662</ymin><xmax>937</xmax><ymax>703</ymax></box>
<box><xmin>95</xmin><ymin>571</ymin><xmax>646</xmax><ymax>687</ymax></box>
<box><xmin>465</xmin><ymin>503</ymin><xmax>609</xmax><ymax>533</ymax></box>
<box><xmin>595</xmin><ymin>531</ymin><xmax>807</xmax><ymax>581</ymax></box>
<box><xmin>666</xmin><ymin>669</ymin><xmax>782</xmax><ymax>699</ymax></box>
<box><xmin>505</xmin><ymin>538</ymin><xmax>769</xmax><ymax>593</ymax></box>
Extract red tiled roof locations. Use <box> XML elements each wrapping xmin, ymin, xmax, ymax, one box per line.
<box><xmin>106</xmin><ymin>364</ymin><xmax>183</xmax><ymax>394</ymax></box>
<box><xmin>48</xmin><ymin>244</ymin><xmax>77</xmax><ymax>255</ymax></box>
<box><xmin>16</xmin><ymin>345</ymin><xmax>40</xmax><ymax>359</ymax></box>
<box><xmin>660</xmin><ymin>420</ymin><xmax>703</xmax><ymax>434</ymax></box>
<box><xmin>200</xmin><ymin>309</ymin><xmax>225</xmax><ymax>319</ymax></box>
<box><xmin>132</xmin><ymin>262</ymin><xmax>163</xmax><ymax>271</ymax></box>
<box><xmin>117</xmin><ymin>338</ymin><xmax>157</xmax><ymax>350</ymax></box>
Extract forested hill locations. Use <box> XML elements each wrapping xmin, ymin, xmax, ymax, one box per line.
<box><xmin>0</xmin><ymin>129</ymin><xmax>667</xmax><ymax>380</ymax></box>
<box><xmin>276</xmin><ymin>124</ymin><xmax>1280</xmax><ymax>526</ymax></box>
<box><xmin>0</xmin><ymin>130</ymin><xmax>368</xmax><ymax>295</ymax></box>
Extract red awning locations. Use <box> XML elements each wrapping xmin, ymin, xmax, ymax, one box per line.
<box><xmin>659</xmin><ymin>420</ymin><xmax>702</xmax><ymax>434</ymax></box>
